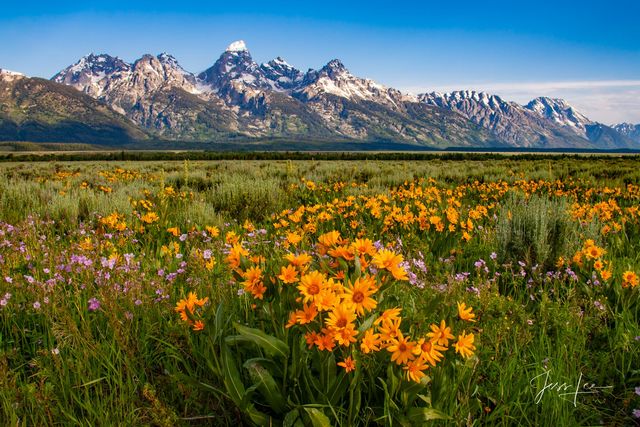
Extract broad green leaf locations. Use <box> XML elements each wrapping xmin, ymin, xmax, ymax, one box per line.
<box><xmin>233</xmin><ymin>322</ymin><xmax>289</xmax><ymax>358</ymax></box>
<box><xmin>245</xmin><ymin>403</ymin><xmax>271</xmax><ymax>426</ymax></box>
<box><xmin>220</xmin><ymin>344</ymin><xmax>245</xmax><ymax>406</ymax></box>
<box><xmin>305</xmin><ymin>408</ymin><xmax>332</xmax><ymax>427</ymax></box>
<box><xmin>240</xmin><ymin>384</ymin><xmax>259</xmax><ymax>409</ymax></box>
<box><xmin>244</xmin><ymin>360</ymin><xmax>287</xmax><ymax>414</ymax></box>
<box><xmin>244</xmin><ymin>357</ymin><xmax>283</xmax><ymax>378</ymax></box>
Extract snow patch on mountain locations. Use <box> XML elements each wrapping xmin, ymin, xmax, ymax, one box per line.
<box><xmin>0</xmin><ymin>69</ymin><xmax>25</xmax><ymax>82</ymax></box>
<box><xmin>613</xmin><ymin>122</ymin><xmax>640</xmax><ymax>143</ymax></box>
<box><xmin>297</xmin><ymin>59</ymin><xmax>410</xmax><ymax>108</ymax></box>
<box><xmin>0</xmin><ymin>69</ymin><xmax>24</xmax><ymax>77</ymax></box>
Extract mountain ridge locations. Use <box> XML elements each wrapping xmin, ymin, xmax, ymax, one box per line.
<box><xmin>1</xmin><ymin>41</ymin><xmax>637</xmax><ymax>149</ymax></box>
<box><xmin>613</xmin><ymin>123</ymin><xmax>640</xmax><ymax>144</ymax></box>
<box><xmin>0</xmin><ymin>71</ymin><xmax>149</xmax><ymax>144</ymax></box>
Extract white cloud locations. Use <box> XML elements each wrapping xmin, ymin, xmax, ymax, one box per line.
<box><xmin>400</xmin><ymin>80</ymin><xmax>640</xmax><ymax>125</ymax></box>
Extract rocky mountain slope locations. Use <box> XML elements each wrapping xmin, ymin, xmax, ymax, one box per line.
<box><xmin>418</xmin><ymin>91</ymin><xmax>634</xmax><ymax>149</ymax></box>
<box><xmin>613</xmin><ymin>123</ymin><xmax>640</xmax><ymax>144</ymax></box>
<box><xmin>0</xmin><ymin>69</ymin><xmax>148</xmax><ymax>144</ymax></box>
<box><xmin>50</xmin><ymin>41</ymin><xmax>496</xmax><ymax>146</ymax></box>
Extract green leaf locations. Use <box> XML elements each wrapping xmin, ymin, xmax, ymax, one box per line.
<box><xmin>416</xmin><ymin>393</ymin><xmax>431</xmax><ymax>406</ymax></box>
<box><xmin>220</xmin><ymin>344</ymin><xmax>245</xmax><ymax>406</ymax></box>
<box><xmin>353</xmin><ymin>255</ymin><xmax>362</xmax><ymax>279</ymax></box>
<box><xmin>244</xmin><ymin>357</ymin><xmax>284</xmax><ymax>378</ymax></box>
<box><xmin>387</xmin><ymin>364</ymin><xmax>401</xmax><ymax>397</ymax></box>
<box><xmin>327</xmin><ymin>372</ymin><xmax>349</xmax><ymax>406</ymax></box>
<box><xmin>357</xmin><ymin>313</ymin><xmax>377</xmax><ymax>334</ymax></box>
<box><xmin>283</xmin><ymin>409</ymin><xmax>301</xmax><ymax>427</ymax></box>
<box><xmin>232</xmin><ymin>322</ymin><xmax>289</xmax><ymax>358</ymax></box>
<box><xmin>406</xmin><ymin>407</ymin><xmax>451</xmax><ymax>422</ymax></box>
<box><xmin>213</xmin><ymin>303</ymin><xmax>227</xmax><ymax>343</ymax></box>
<box><xmin>245</xmin><ymin>404</ymin><xmax>271</xmax><ymax>426</ymax></box>
<box><xmin>316</xmin><ymin>351</ymin><xmax>336</xmax><ymax>391</ymax></box>
<box><xmin>400</xmin><ymin>376</ymin><xmax>430</xmax><ymax>407</ymax></box>
<box><xmin>305</xmin><ymin>408</ymin><xmax>332</xmax><ymax>427</ymax></box>
<box><xmin>378</xmin><ymin>379</ymin><xmax>394</xmax><ymax>427</ymax></box>
<box><xmin>244</xmin><ymin>359</ymin><xmax>287</xmax><ymax>414</ymax></box>
<box><xmin>74</xmin><ymin>376</ymin><xmax>106</xmax><ymax>388</ymax></box>
<box><xmin>290</xmin><ymin>337</ymin><xmax>302</xmax><ymax>381</ymax></box>
<box><xmin>302</xmin><ymin>367</ymin><xmax>324</xmax><ymax>400</ymax></box>
<box><xmin>348</xmin><ymin>377</ymin><xmax>362</xmax><ymax>426</ymax></box>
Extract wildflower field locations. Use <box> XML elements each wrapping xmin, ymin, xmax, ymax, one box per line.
<box><xmin>0</xmin><ymin>157</ymin><xmax>639</xmax><ymax>426</ymax></box>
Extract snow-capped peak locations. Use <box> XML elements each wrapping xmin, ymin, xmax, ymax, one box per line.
<box><xmin>158</xmin><ymin>52</ymin><xmax>178</xmax><ymax>64</ymax></box>
<box><xmin>272</xmin><ymin>57</ymin><xmax>291</xmax><ymax>67</ymax></box>
<box><xmin>418</xmin><ymin>90</ymin><xmax>512</xmax><ymax>110</ymax></box>
<box><xmin>54</xmin><ymin>53</ymin><xmax>131</xmax><ymax>81</ymax></box>
<box><xmin>614</xmin><ymin>122</ymin><xmax>637</xmax><ymax>131</ymax></box>
<box><xmin>524</xmin><ymin>96</ymin><xmax>592</xmax><ymax>135</ymax></box>
<box><xmin>226</xmin><ymin>40</ymin><xmax>248</xmax><ymax>53</ymax></box>
<box><xmin>324</xmin><ymin>59</ymin><xmax>346</xmax><ymax>72</ymax></box>
<box><xmin>613</xmin><ymin>122</ymin><xmax>640</xmax><ymax>141</ymax></box>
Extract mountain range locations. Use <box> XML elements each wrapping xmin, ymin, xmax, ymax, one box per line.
<box><xmin>1</xmin><ymin>41</ymin><xmax>638</xmax><ymax>149</ymax></box>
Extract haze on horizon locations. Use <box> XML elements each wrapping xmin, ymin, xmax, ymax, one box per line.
<box><xmin>1</xmin><ymin>0</ymin><xmax>638</xmax><ymax>125</ymax></box>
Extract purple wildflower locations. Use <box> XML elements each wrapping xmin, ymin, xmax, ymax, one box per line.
<box><xmin>454</xmin><ymin>272</ymin><xmax>470</xmax><ymax>282</ymax></box>
<box><xmin>412</xmin><ymin>258</ymin><xmax>427</xmax><ymax>273</ymax></box>
<box><xmin>88</xmin><ymin>298</ymin><xmax>100</xmax><ymax>311</ymax></box>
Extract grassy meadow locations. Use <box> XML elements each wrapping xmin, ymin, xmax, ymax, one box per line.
<box><xmin>0</xmin><ymin>157</ymin><xmax>639</xmax><ymax>426</ymax></box>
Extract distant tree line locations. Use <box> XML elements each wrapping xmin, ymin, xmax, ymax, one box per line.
<box><xmin>1</xmin><ymin>150</ymin><xmax>639</xmax><ymax>162</ymax></box>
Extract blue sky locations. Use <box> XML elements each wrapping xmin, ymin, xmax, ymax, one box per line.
<box><xmin>1</xmin><ymin>1</ymin><xmax>639</xmax><ymax>124</ymax></box>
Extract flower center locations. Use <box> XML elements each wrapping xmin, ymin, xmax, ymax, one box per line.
<box><xmin>398</xmin><ymin>343</ymin><xmax>407</xmax><ymax>352</ymax></box>
<box><xmin>336</xmin><ymin>318</ymin><xmax>348</xmax><ymax>328</ymax></box>
<box><xmin>308</xmin><ymin>284</ymin><xmax>320</xmax><ymax>294</ymax></box>
<box><xmin>352</xmin><ymin>291</ymin><xmax>364</xmax><ymax>303</ymax></box>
